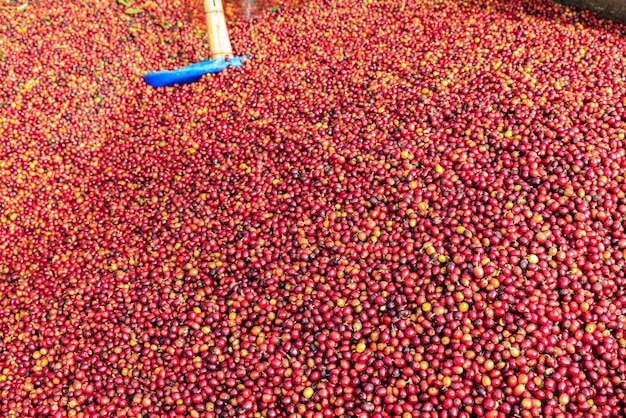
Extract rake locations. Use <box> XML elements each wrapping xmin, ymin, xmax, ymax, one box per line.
<box><xmin>144</xmin><ymin>0</ymin><xmax>248</xmax><ymax>88</ymax></box>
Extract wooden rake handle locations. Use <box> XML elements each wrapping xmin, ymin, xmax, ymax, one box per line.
<box><xmin>204</xmin><ymin>0</ymin><xmax>233</xmax><ymax>59</ymax></box>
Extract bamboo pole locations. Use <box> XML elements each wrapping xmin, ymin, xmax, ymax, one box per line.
<box><xmin>204</xmin><ymin>0</ymin><xmax>233</xmax><ymax>59</ymax></box>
